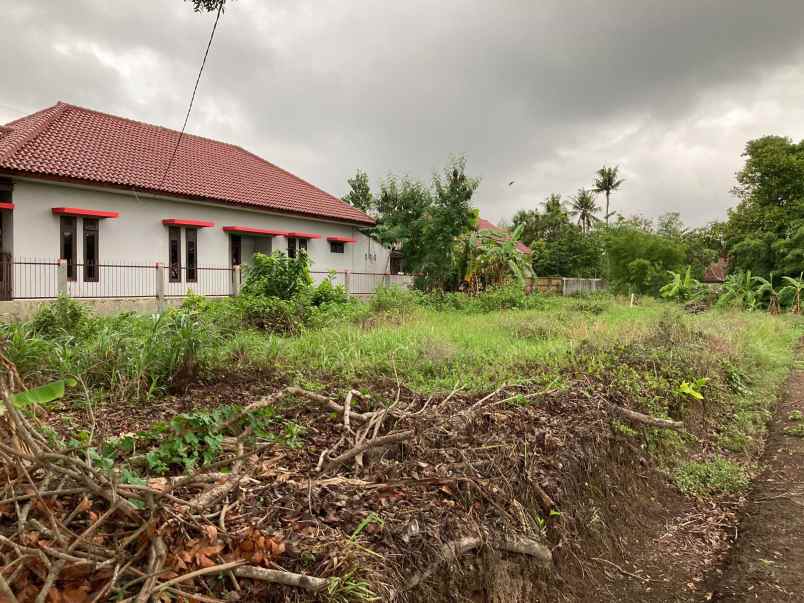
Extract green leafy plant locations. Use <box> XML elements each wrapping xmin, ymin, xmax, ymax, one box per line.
<box><xmin>788</xmin><ymin>410</ymin><xmax>803</xmax><ymax>421</ymax></box>
<box><xmin>717</xmin><ymin>271</ymin><xmax>758</xmax><ymax>310</ymax></box>
<box><xmin>677</xmin><ymin>377</ymin><xmax>709</xmax><ymax>400</ymax></box>
<box><xmin>241</xmin><ymin>251</ymin><xmax>313</xmax><ymax>300</ymax></box>
<box><xmin>660</xmin><ymin>265</ymin><xmax>703</xmax><ymax>302</ymax></box>
<box><xmin>779</xmin><ymin>272</ymin><xmax>803</xmax><ymax>314</ymax></box>
<box><xmin>9</xmin><ymin>378</ymin><xmax>76</xmax><ymax>410</ymax></box>
<box><xmin>752</xmin><ymin>274</ymin><xmax>782</xmax><ymax>314</ymax></box>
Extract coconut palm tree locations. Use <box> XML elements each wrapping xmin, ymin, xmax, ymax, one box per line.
<box><xmin>568</xmin><ymin>188</ymin><xmax>600</xmax><ymax>233</ymax></box>
<box><xmin>593</xmin><ymin>165</ymin><xmax>625</xmax><ymax>225</ymax></box>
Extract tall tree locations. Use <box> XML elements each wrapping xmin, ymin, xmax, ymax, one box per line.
<box><xmin>568</xmin><ymin>188</ymin><xmax>600</xmax><ymax>233</ymax></box>
<box><xmin>593</xmin><ymin>165</ymin><xmax>625</xmax><ymax>225</ymax></box>
<box><xmin>725</xmin><ymin>136</ymin><xmax>804</xmax><ymax>276</ymax></box>
<box><xmin>342</xmin><ymin>169</ymin><xmax>375</xmax><ymax>215</ymax></box>
<box><xmin>371</xmin><ymin>156</ymin><xmax>479</xmax><ymax>289</ymax></box>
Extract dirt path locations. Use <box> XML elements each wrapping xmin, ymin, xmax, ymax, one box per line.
<box><xmin>705</xmin><ymin>356</ymin><xmax>804</xmax><ymax>601</ymax></box>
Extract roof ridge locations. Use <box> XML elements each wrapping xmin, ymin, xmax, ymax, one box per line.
<box><xmin>0</xmin><ymin>102</ymin><xmax>68</xmax><ymax>163</ymax></box>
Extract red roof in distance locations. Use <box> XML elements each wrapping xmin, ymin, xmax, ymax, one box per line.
<box><xmin>0</xmin><ymin>103</ymin><xmax>374</xmax><ymax>226</ymax></box>
<box><xmin>476</xmin><ymin>217</ymin><xmax>531</xmax><ymax>254</ymax></box>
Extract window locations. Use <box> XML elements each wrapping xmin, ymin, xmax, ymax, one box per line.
<box><xmin>287</xmin><ymin>237</ymin><xmax>307</xmax><ymax>258</ymax></box>
<box><xmin>83</xmin><ymin>218</ymin><xmax>99</xmax><ymax>282</ymax></box>
<box><xmin>329</xmin><ymin>241</ymin><xmax>345</xmax><ymax>254</ymax></box>
<box><xmin>230</xmin><ymin>235</ymin><xmax>241</xmax><ymax>267</ymax></box>
<box><xmin>169</xmin><ymin>227</ymin><xmax>181</xmax><ymax>282</ymax></box>
<box><xmin>186</xmin><ymin>228</ymin><xmax>197</xmax><ymax>282</ymax></box>
<box><xmin>60</xmin><ymin>216</ymin><xmax>77</xmax><ymax>281</ymax></box>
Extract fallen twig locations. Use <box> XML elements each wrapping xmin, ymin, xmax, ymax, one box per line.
<box><xmin>233</xmin><ymin>565</ymin><xmax>328</xmax><ymax>591</ymax></box>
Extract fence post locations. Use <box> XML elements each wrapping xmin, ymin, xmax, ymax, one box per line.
<box><xmin>383</xmin><ymin>273</ymin><xmax>390</xmax><ymax>288</ymax></box>
<box><xmin>344</xmin><ymin>270</ymin><xmax>351</xmax><ymax>294</ymax></box>
<box><xmin>232</xmin><ymin>265</ymin><xmax>241</xmax><ymax>296</ymax></box>
<box><xmin>57</xmin><ymin>259</ymin><xmax>68</xmax><ymax>296</ymax></box>
<box><xmin>561</xmin><ymin>278</ymin><xmax>567</xmax><ymax>296</ymax></box>
<box><xmin>155</xmin><ymin>262</ymin><xmax>165</xmax><ymax>312</ymax></box>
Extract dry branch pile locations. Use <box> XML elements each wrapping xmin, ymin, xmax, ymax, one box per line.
<box><xmin>0</xmin><ymin>354</ymin><xmax>683</xmax><ymax>602</ymax></box>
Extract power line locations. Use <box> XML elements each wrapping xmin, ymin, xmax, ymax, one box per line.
<box><xmin>159</xmin><ymin>2</ymin><xmax>224</xmax><ymax>188</ymax></box>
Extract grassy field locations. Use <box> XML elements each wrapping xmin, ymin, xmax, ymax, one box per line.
<box><xmin>1</xmin><ymin>290</ymin><xmax>802</xmax><ymax>600</ymax></box>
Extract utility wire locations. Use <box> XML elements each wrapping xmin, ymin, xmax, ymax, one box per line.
<box><xmin>159</xmin><ymin>2</ymin><xmax>224</xmax><ymax>188</ymax></box>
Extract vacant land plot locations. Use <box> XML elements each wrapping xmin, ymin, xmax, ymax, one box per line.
<box><xmin>0</xmin><ymin>292</ymin><xmax>801</xmax><ymax>601</ymax></box>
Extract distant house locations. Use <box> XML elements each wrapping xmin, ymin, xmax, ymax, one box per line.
<box><xmin>476</xmin><ymin>217</ymin><xmax>531</xmax><ymax>254</ymax></box>
<box><xmin>703</xmin><ymin>256</ymin><xmax>728</xmax><ymax>284</ymax></box>
<box><xmin>0</xmin><ymin>102</ymin><xmax>393</xmax><ymax>300</ymax></box>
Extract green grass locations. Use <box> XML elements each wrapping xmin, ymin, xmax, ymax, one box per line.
<box><xmin>274</xmin><ymin>297</ymin><xmax>667</xmax><ymax>392</ymax></box>
<box><xmin>673</xmin><ymin>457</ymin><xmax>750</xmax><ymax>496</ymax></box>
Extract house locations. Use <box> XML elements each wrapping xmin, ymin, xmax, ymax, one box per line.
<box><xmin>476</xmin><ymin>218</ymin><xmax>531</xmax><ymax>254</ymax></box>
<box><xmin>703</xmin><ymin>256</ymin><xmax>728</xmax><ymax>284</ymax></box>
<box><xmin>0</xmin><ymin>102</ymin><xmax>393</xmax><ymax>300</ymax></box>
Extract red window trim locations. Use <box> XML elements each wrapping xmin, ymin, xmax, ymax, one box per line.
<box><xmin>222</xmin><ymin>226</ymin><xmax>288</xmax><ymax>237</ymax></box>
<box><xmin>326</xmin><ymin>236</ymin><xmax>356</xmax><ymax>244</ymax></box>
<box><xmin>162</xmin><ymin>219</ymin><xmax>215</xmax><ymax>228</ymax></box>
<box><xmin>52</xmin><ymin>207</ymin><xmax>119</xmax><ymax>218</ymax></box>
<box><xmin>0</xmin><ymin>203</ymin><xmax>15</xmax><ymax>210</ymax></box>
<box><xmin>286</xmin><ymin>231</ymin><xmax>321</xmax><ymax>239</ymax></box>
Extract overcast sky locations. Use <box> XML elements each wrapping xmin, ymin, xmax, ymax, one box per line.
<box><xmin>3</xmin><ymin>0</ymin><xmax>804</xmax><ymax>227</ymax></box>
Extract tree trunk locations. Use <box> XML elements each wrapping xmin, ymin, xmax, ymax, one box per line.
<box><xmin>605</xmin><ymin>191</ymin><xmax>610</xmax><ymax>225</ymax></box>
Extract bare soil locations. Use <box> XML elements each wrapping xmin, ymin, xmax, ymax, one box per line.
<box><xmin>703</xmin><ymin>357</ymin><xmax>804</xmax><ymax>601</ymax></box>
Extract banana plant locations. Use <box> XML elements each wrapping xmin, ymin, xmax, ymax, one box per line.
<box><xmin>717</xmin><ymin>271</ymin><xmax>757</xmax><ymax>310</ymax></box>
<box><xmin>780</xmin><ymin>272</ymin><xmax>803</xmax><ymax>314</ymax></box>
<box><xmin>752</xmin><ymin>274</ymin><xmax>781</xmax><ymax>314</ymax></box>
<box><xmin>660</xmin><ymin>265</ymin><xmax>703</xmax><ymax>302</ymax></box>
<box><xmin>462</xmin><ymin>224</ymin><xmax>534</xmax><ymax>291</ymax></box>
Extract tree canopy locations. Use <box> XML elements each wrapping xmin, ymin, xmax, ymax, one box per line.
<box><xmin>724</xmin><ymin>136</ymin><xmax>804</xmax><ymax>277</ymax></box>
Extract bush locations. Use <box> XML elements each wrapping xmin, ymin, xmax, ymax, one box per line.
<box><xmin>311</xmin><ymin>274</ymin><xmax>349</xmax><ymax>306</ymax></box>
<box><xmin>30</xmin><ymin>295</ymin><xmax>92</xmax><ymax>338</ymax></box>
<box><xmin>241</xmin><ymin>252</ymin><xmax>312</xmax><ymax>299</ymax></box>
<box><xmin>237</xmin><ymin>295</ymin><xmax>308</xmax><ymax>334</ymax></box>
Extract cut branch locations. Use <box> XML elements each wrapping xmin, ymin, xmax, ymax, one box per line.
<box><xmin>233</xmin><ymin>565</ymin><xmax>328</xmax><ymax>591</ymax></box>
<box><xmin>606</xmin><ymin>403</ymin><xmax>683</xmax><ymax>430</ymax></box>
<box><xmin>325</xmin><ymin>430</ymin><xmax>414</xmax><ymax>470</ymax></box>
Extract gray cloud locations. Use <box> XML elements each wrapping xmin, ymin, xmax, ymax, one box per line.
<box><xmin>3</xmin><ymin>0</ymin><xmax>804</xmax><ymax>227</ymax></box>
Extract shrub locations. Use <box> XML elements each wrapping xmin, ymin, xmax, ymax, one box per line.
<box><xmin>30</xmin><ymin>295</ymin><xmax>92</xmax><ymax>338</ymax></box>
<box><xmin>311</xmin><ymin>274</ymin><xmax>349</xmax><ymax>306</ymax></box>
<box><xmin>237</xmin><ymin>295</ymin><xmax>307</xmax><ymax>334</ymax></box>
<box><xmin>241</xmin><ymin>252</ymin><xmax>312</xmax><ymax>299</ymax></box>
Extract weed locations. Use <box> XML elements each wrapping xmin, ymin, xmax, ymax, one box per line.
<box><xmin>788</xmin><ymin>410</ymin><xmax>803</xmax><ymax>422</ymax></box>
<box><xmin>326</xmin><ymin>572</ymin><xmax>379</xmax><ymax>602</ymax></box>
<box><xmin>783</xmin><ymin>424</ymin><xmax>804</xmax><ymax>437</ymax></box>
<box><xmin>673</xmin><ymin>457</ymin><xmax>749</xmax><ymax>496</ymax></box>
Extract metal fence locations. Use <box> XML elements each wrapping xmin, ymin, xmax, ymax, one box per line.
<box><xmin>0</xmin><ymin>259</ymin><xmax>411</xmax><ymax>301</ymax></box>
<box><xmin>532</xmin><ymin>276</ymin><xmax>607</xmax><ymax>296</ymax></box>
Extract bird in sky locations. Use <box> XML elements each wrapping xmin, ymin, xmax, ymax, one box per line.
<box><xmin>508</xmin><ymin>180</ymin><xmax>516</xmax><ymax>186</ymax></box>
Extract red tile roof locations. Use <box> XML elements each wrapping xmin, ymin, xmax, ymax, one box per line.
<box><xmin>476</xmin><ymin>217</ymin><xmax>531</xmax><ymax>254</ymax></box>
<box><xmin>0</xmin><ymin>102</ymin><xmax>374</xmax><ymax>226</ymax></box>
<box><xmin>703</xmin><ymin>256</ymin><xmax>728</xmax><ymax>283</ymax></box>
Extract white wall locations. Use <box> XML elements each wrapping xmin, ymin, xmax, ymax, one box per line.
<box><xmin>10</xmin><ymin>178</ymin><xmax>391</xmax><ymax>298</ymax></box>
